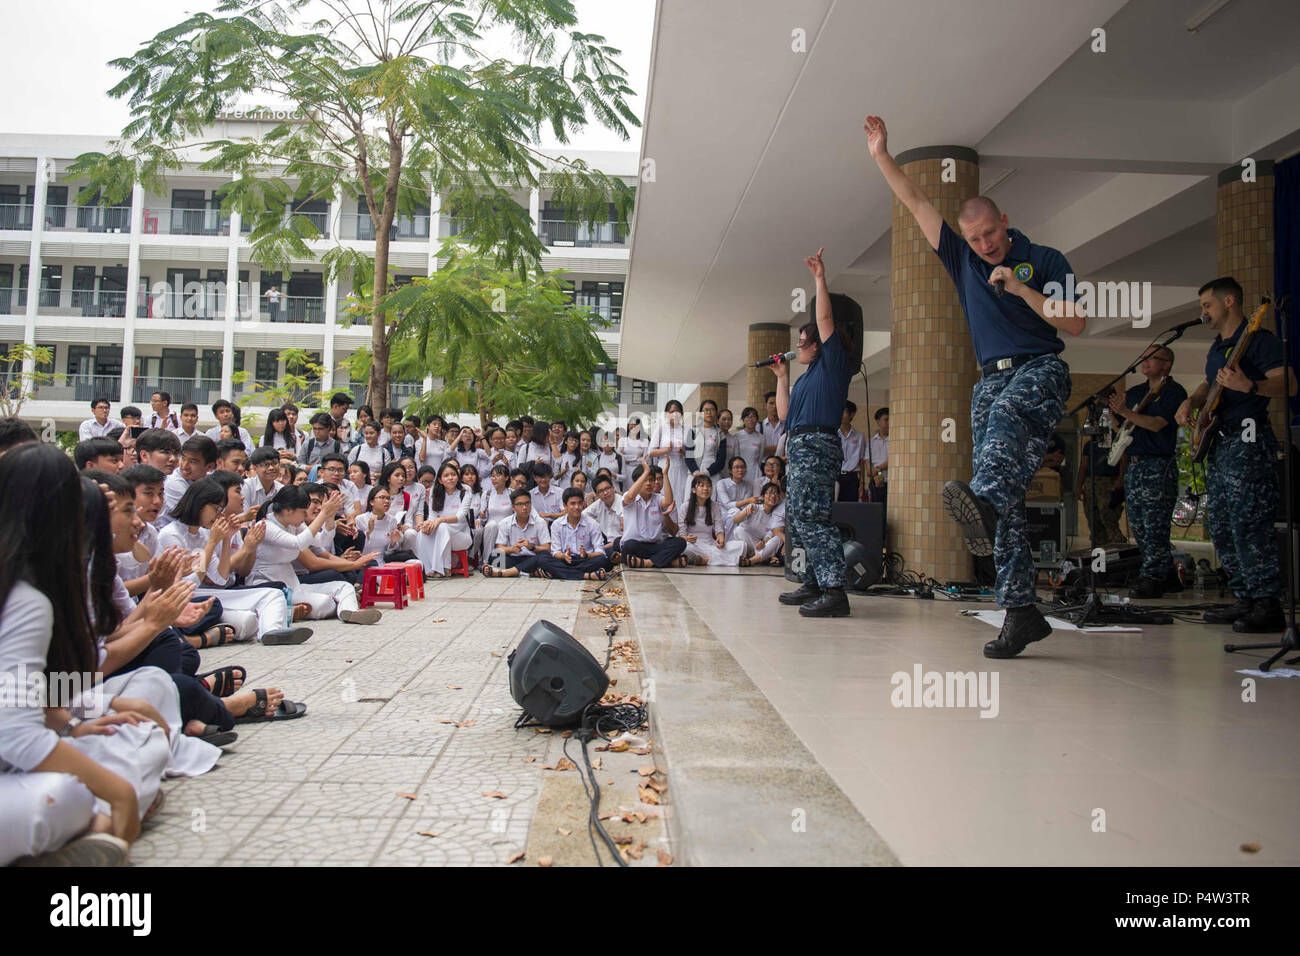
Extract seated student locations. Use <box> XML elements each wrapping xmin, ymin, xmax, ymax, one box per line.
<box><xmin>263</xmin><ymin>408</ymin><xmax>301</xmax><ymax>460</ymax></box>
<box><xmin>85</xmin><ymin>472</ymin><xmax>300</xmax><ymax>750</ymax></box>
<box><xmin>214</xmin><ymin>437</ymin><xmax>248</xmax><ymax>478</ymax></box>
<box><xmin>242</xmin><ymin>446</ymin><xmax>284</xmax><ymax>511</ymax></box>
<box><xmin>678</xmin><ymin>474</ymin><xmax>746</xmax><ymax>567</ymax></box>
<box><xmin>539</xmin><ymin>488</ymin><xmax>613</xmax><ymax>581</ymax></box>
<box><xmin>569</xmin><ymin>468</ymin><xmax>590</xmax><ymax>503</ymax></box>
<box><xmin>118</xmin><ymin>406</ymin><xmax>143</xmax><ymax>430</ymax></box>
<box><xmin>484</xmin><ymin>489</ymin><xmax>552</xmax><ymax>578</ymax></box>
<box><xmin>315</xmin><ymin>452</ymin><xmax>355</xmax><ymax>502</ymax></box>
<box><xmin>398</xmin><ymin>456</ymin><xmax>425</xmax><ymax>514</ymax></box>
<box><xmin>249</xmin><ymin>486</ymin><xmax>381</xmax><ymax>624</ymax></box>
<box><xmin>160</xmin><ymin>436</ymin><xmax>218</xmax><ymax>530</ymax></box>
<box><xmin>0</xmin><ymin>449</ymin><xmax>164</xmax><ymax>866</ymax></box>
<box><xmin>79</xmin><ymin>396</ymin><xmax>124</xmax><ymax>442</ymax></box>
<box><xmin>116</xmin><ymin>465</ymin><xmax>168</xmax><ymax>598</ymax></box>
<box><xmin>552</xmin><ymin>431</ymin><xmax>581</xmax><ymax>489</ymax></box>
<box><xmin>349</xmin><ymin>421</ymin><xmax>394</xmax><ymax>474</ymax></box>
<box><xmin>528</xmin><ymin>461</ymin><xmax>564</xmax><ymax>524</ymax></box>
<box><xmin>294</xmin><ymin>483</ymin><xmax>380</xmax><ymax>586</ymax></box>
<box><xmin>620</xmin><ymin>463</ymin><xmax>688</xmax><ymax>569</ymax></box>
<box><xmin>357</xmin><ymin>486</ymin><xmax>417</xmax><ymax>561</ymax></box>
<box><xmin>461</xmin><ymin>462</ymin><xmax>482</xmax><ymax>498</ymax></box>
<box><xmin>377</xmin><ymin>461</ymin><xmax>415</xmax><ymax>516</ymax></box>
<box><xmin>217</xmin><ymin>422</ymin><xmax>239</xmax><ymax>443</ymax></box>
<box><xmin>474</xmin><ymin>464</ymin><xmax>514</xmax><ymax>561</ymax></box>
<box><xmin>403</xmin><ymin>414</ymin><xmax>422</xmax><ymax>444</ymax></box>
<box><xmin>204</xmin><ymin>399</ymin><xmax>253</xmax><ymax>453</ymax></box>
<box><xmin>376</xmin><ymin>407</ymin><xmax>403</xmax><ymax>446</ymax></box>
<box><xmin>160</xmin><ymin>476</ymin><xmax>308</xmax><ymax>645</ymax></box>
<box><xmin>481</xmin><ymin>426</ymin><xmax>515</xmax><ymax>475</ymax></box>
<box><xmin>762</xmin><ymin>455</ymin><xmax>787</xmax><ymax>495</ymax></box>
<box><xmin>133</xmin><ymin>428</ymin><xmax>181</xmax><ymax>476</ymax></box>
<box><xmin>298</xmin><ymin>412</ymin><xmax>343</xmax><ymax>467</ymax></box>
<box><xmin>346</xmin><ymin>460</ymin><xmax>373</xmax><ymax>515</ymax></box>
<box><xmin>413</xmin><ymin>461</ymin><xmax>473</xmax><ymax>577</ymax></box>
<box><xmin>280</xmin><ymin>460</ymin><xmax>300</xmax><ymax>487</ymax></box>
<box><xmin>594</xmin><ymin>432</ymin><xmax>621</xmax><ymax>490</ymax></box>
<box><xmin>735</xmin><ymin>482</ymin><xmax>787</xmax><ymax>566</ymax></box>
<box><xmin>75</xmin><ymin>437</ymin><xmax>124</xmax><ymax>474</ymax></box>
<box><xmin>0</xmin><ymin>417</ymin><xmax>37</xmax><ymax>456</ymax></box>
<box><xmin>508</xmin><ymin>467</ymin><xmax>529</xmax><ymax>494</ymax></box>
<box><xmin>715</xmin><ymin>456</ymin><xmax>760</xmax><ymax>516</ymax></box>
<box><xmin>174</xmin><ymin>402</ymin><xmax>202</xmax><ymax>443</ymax></box>
<box><xmin>584</xmin><ymin>473</ymin><xmax>624</xmax><ymax>561</ymax></box>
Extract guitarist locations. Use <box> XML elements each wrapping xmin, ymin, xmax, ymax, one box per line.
<box><xmin>1175</xmin><ymin>277</ymin><xmax>1296</xmax><ymax>632</ymax></box>
<box><xmin>1108</xmin><ymin>345</ymin><xmax>1186</xmax><ymax>597</ymax></box>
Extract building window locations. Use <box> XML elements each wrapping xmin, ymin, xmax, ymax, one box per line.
<box><xmin>630</xmin><ymin>379</ymin><xmax>656</xmax><ymax>405</ymax></box>
<box><xmin>255</xmin><ymin>350</ymin><xmax>278</xmax><ymax>385</ymax></box>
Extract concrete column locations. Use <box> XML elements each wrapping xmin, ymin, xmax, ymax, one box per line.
<box><xmin>22</xmin><ymin>156</ymin><xmax>48</xmax><ymax>378</ymax></box>
<box><xmin>528</xmin><ymin>187</ymin><xmax>540</xmax><ymax>236</ymax></box>
<box><xmin>1215</xmin><ymin>161</ymin><xmax>1282</xmax><ymax>437</ymax></box>
<box><xmin>889</xmin><ymin>145</ymin><xmax>980</xmax><ymax>585</ymax></box>
<box><xmin>427</xmin><ymin>184</ymin><xmax>440</xmax><ymax>276</ymax></box>
<box><xmin>222</xmin><ymin>175</ymin><xmax>240</xmax><ymax>400</ymax></box>
<box><xmin>698</xmin><ymin>382</ymin><xmax>729</xmax><ymax>412</ymax></box>
<box><xmin>119</xmin><ymin>182</ymin><xmax>144</xmax><ymax>404</ymax></box>
<box><xmin>747</xmin><ymin>323</ymin><xmax>791</xmax><ymax>411</ymax></box>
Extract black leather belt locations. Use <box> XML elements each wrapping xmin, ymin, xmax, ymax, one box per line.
<box><xmin>789</xmin><ymin>425</ymin><xmax>836</xmax><ymax>437</ymax></box>
<box><xmin>979</xmin><ymin>353</ymin><xmax>1053</xmax><ymax>376</ymax></box>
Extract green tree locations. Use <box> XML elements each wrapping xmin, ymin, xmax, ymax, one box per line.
<box><xmin>68</xmin><ymin>0</ymin><xmax>639</xmax><ymax>409</ymax></box>
<box><xmin>0</xmin><ymin>344</ymin><xmax>56</xmax><ymax>420</ymax></box>
<box><xmin>356</xmin><ymin>242</ymin><xmax>612</xmax><ymax>427</ymax></box>
<box><xmin>235</xmin><ymin>347</ymin><xmax>332</xmax><ymax>433</ymax></box>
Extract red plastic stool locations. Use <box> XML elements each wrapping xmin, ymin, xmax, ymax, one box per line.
<box><xmin>361</xmin><ymin>566</ymin><xmax>408</xmax><ymax>609</ymax></box>
<box><xmin>384</xmin><ymin>561</ymin><xmax>424</xmax><ymax>600</ymax></box>
<box><xmin>450</xmin><ymin>550</ymin><xmax>471</xmax><ymax>578</ymax></box>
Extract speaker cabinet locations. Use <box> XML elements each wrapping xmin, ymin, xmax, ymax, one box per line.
<box><xmin>508</xmin><ymin>620</ymin><xmax>609</xmax><ymax>727</ymax></box>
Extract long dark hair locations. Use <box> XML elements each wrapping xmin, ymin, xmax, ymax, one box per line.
<box><xmin>379</xmin><ymin>460</ymin><xmax>406</xmax><ymax>492</ymax></box>
<box><xmin>685</xmin><ymin>474</ymin><xmax>714</xmax><ymax>529</ymax></box>
<box><xmin>0</xmin><ymin>446</ymin><xmax>96</xmax><ymax>678</ymax></box>
<box><xmin>80</xmin><ymin>475</ymin><xmax>124</xmax><ymax>639</ymax></box>
<box><xmin>263</xmin><ymin>408</ymin><xmax>292</xmax><ymax>448</ymax></box>
<box><xmin>430</xmin><ymin>461</ymin><xmax>462</xmax><ymax>512</ymax></box>
<box><xmin>258</xmin><ymin>484</ymin><xmax>311</xmax><ymax>522</ymax></box>
<box><xmin>460</xmin><ymin>463</ymin><xmax>481</xmax><ymax>494</ymax></box>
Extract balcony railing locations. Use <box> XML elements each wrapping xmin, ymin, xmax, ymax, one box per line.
<box><xmin>24</xmin><ymin>373</ymin><xmax>124</xmax><ymax>403</ymax></box>
<box><xmin>390</xmin><ymin>381</ymin><xmax>425</xmax><ymax>402</ymax></box>
<box><xmin>0</xmin><ymin>204</ymin><xmax>33</xmax><ymax>230</ymax></box>
<box><xmin>260</xmin><ymin>295</ymin><xmax>325</xmax><ymax>324</ymax></box>
<box><xmin>143</xmin><ymin>291</ymin><xmax>251</xmax><ymax>321</ymax></box>
<box><xmin>71</xmin><ymin>290</ymin><xmax>128</xmax><ymax>318</ymax></box>
<box><xmin>42</xmin><ymin>205</ymin><xmax>133</xmax><ymax>234</ymax></box>
<box><xmin>538</xmin><ymin>218</ymin><xmax>628</xmax><ymax>248</ymax></box>
<box><xmin>339</xmin><ymin>212</ymin><xmax>431</xmax><ymax>241</ymax></box>
<box><xmin>436</xmin><ymin>217</ymin><xmax>465</xmax><ymax>239</ymax></box>
<box><xmin>142</xmin><ymin>207</ymin><xmax>230</xmax><ymax>237</ymax></box>
<box><xmin>132</xmin><ymin>377</ymin><xmax>224</xmax><ymax>405</ymax></box>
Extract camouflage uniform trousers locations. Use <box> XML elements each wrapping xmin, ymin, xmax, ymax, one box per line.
<box><xmin>1123</xmin><ymin>456</ymin><xmax>1178</xmax><ymax>580</ymax></box>
<box><xmin>1080</xmin><ymin>476</ymin><xmax>1125</xmax><ymax>547</ymax></box>
<box><xmin>1205</xmin><ymin>424</ymin><xmax>1281</xmax><ymax>599</ymax></box>
<box><xmin>970</xmin><ymin>354</ymin><xmax>1071</xmax><ymax>608</ymax></box>
<box><xmin>785</xmin><ymin>431</ymin><xmax>845</xmax><ymax>590</ymax></box>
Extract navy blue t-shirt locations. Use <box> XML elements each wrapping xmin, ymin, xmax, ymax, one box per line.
<box><xmin>935</xmin><ymin>221</ymin><xmax>1072</xmax><ymax>367</ymax></box>
<box><xmin>1205</xmin><ymin>322</ymin><xmax>1285</xmax><ymax>428</ymax></box>
<box><xmin>1123</xmin><ymin>378</ymin><xmax>1188</xmax><ymax>457</ymax></box>
<box><xmin>1081</xmin><ymin>438</ymin><xmax>1120</xmax><ymax>477</ymax></box>
<box><xmin>786</xmin><ymin>327</ymin><xmax>853</xmax><ymax>430</ymax></box>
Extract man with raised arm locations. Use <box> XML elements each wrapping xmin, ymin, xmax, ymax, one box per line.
<box><xmin>864</xmin><ymin>115</ymin><xmax>1085</xmax><ymax>658</ymax></box>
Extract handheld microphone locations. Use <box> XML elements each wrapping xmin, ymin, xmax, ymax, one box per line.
<box><xmin>753</xmin><ymin>350</ymin><xmax>796</xmax><ymax>368</ymax></box>
<box><xmin>1166</xmin><ymin>314</ymin><xmax>1210</xmax><ymax>334</ymax></box>
<box><xmin>993</xmin><ymin>278</ymin><xmax>1005</xmax><ymax>297</ymax></box>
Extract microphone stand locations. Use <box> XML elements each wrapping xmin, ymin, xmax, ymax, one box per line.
<box><xmin>1055</xmin><ymin>323</ymin><xmax>1197</xmax><ymax>627</ymax></box>
<box><xmin>1224</xmin><ymin>294</ymin><xmax>1299</xmax><ymax>670</ymax></box>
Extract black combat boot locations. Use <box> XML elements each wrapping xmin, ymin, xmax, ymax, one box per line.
<box><xmin>1130</xmin><ymin>577</ymin><xmax>1165</xmax><ymax>599</ymax></box>
<box><xmin>1203</xmin><ymin>598</ymin><xmax>1252</xmax><ymax>625</ymax></box>
<box><xmin>1231</xmin><ymin>597</ymin><xmax>1287</xmax><ymax>633</ymax></box>
<box><xmin>799</xmin><ymin>587</ymin><xmax>851</xmax><ymax>618</ymax></box>
<box><xmin>942</xmin><ymin>481</ymin><xmax>998</xmax><ymax>557</ymax></box>
<box><xmin>983</xmin><ymin>605</ymin><xmax>1052</xmax><ymax>659</ymax></box>
<box><xmin>779</xmin><ymin>582</ymin><xmax>822</xmax><ymax>606</ymax></box>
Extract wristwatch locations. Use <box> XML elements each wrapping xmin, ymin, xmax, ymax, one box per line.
<box><xmin>1249</xmin><ymin>381</ymin><xmax>1259</xmax><ymax>395</ymax></box>
<box><xmin>59</xmin><ymin>718</ymin><xmax>82</xmax><ymax>737</ymax></box>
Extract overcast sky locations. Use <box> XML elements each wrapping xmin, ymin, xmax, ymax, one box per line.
<box><xmin>0</xmin><ymin>0</ymin><xmax>654</xmax><ymax>152</ymax></box>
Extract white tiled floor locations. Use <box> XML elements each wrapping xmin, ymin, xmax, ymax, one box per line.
<box><xmin>660</xmin><ymin>571</ymin><xmax>1300</xmax><ymax>866</ymax></box>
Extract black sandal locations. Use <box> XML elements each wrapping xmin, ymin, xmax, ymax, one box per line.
<box><xmin>191</xmin><ymin>623</ymin><xmax>236</xmax><ymax>649</ymax></box>
<box><xmin>197</xmin><ymin>665</ymin><xmax>247</xmax><ymax>698</ymax></box>
<box><xmin>235</xmin><ymin>688</ymin><xmax>308</xmax><ymax>724</ymax></box>
<box><xmin>191</xmin><ymin>724</ymin><xmax>238</xmax><ymax>747</ymax></box>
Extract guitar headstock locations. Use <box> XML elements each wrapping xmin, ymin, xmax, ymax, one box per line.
<box><xmin>1245</xmin><ymin>298</ymin><xmax>1271</xmax><ymax>333</ymax></box>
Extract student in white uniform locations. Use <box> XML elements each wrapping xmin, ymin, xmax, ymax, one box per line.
<box><xmin>584</xmin><ymin>473</ymin><xmax>625</xmax><ymax>559</ymax></box>
<box><xmin>736</xmin><ymin>482</ymin><xmax>787</xmax><ymax>566</ymax></box>
<box><xmin>528</xmin><ymin>461</ymin><xmax>564</xmax><ymax>524</ymax></box>
<box><xmin>578</xmin><ymin>430</ymin><xmax>600</xmax><ymax>484</ymax></box>
<box><xmin>677</xmin><ymin>474</ymin><xmax>746</xmax><ymax>566</ymax></box>
<box><xmin>173</xmin><ymin>403</ymin><xmax>203</xmax><ymax>444</ymax></box>
<box><xmin>396</xmin><ymin>457</ymin><xmax>426</xmax><ymax>517</ymax></box>
<box><xmin>539</xmin><ymin>488</ymin><xmax>612</xmax><ymax>580</ymax></box>
<box><xmin>481</xmin><ymin>426</ymin><xmax>516</xmax><ymax>476</ymax></box>
<box><xmin>297</xmin><ymin>413</ymin><xmax>344</xmax><ymax>467</ymax></box>
<box><xmin>731</xmin><ymin>407</ymin><xmax>766</xmax><ymax>480</ymax></box>
<box><xmin>761</xmin><ymin>391</ymin><xmax>785</xmax><ymax>458</ymax></box>
<box><xmin>517</xmin><ymin>421</ymin><xmax>554</xmax><ymax>477</ymax></box>
<box><xmin>837</xmin><ymin>400</ymin><xmax>868</xmax><ymax>503</ymax></box>
<box><xmin>161</xmin><ymin>476</ymin><xmax>309</xmax><ymax>645</ymax></box>
<box><xmin>79</xmin><ymin>397</ymin><xmax>124</xmax><ymax>442</ymax></box>
<box><xmin>346</xmin><ymin>461</ymin><xmax>373</xmax><ymax>515</ymax></box>
<box><xmin>715</xmin><ymin>456</ymin><xmax>760</xmax><ymax>517</ymax></box>
<box><xmin>160</xmin><ymin>435</ymin><xmax>218</xmax><ymax>530</ymax></box>
<box><xmin>474</xmin><ymin>464</ymin><xmax>514</xmax><ymax>562</ymax></box>
<box><xmin>249</xmin><ymin>486</ymin><xmax>382</xmax><ymax>624</ymax></box>
<box><xmin>648</xmin><ymin>401</ymin><xmax>690</xmax><ymax>504</ymax></box>
<box><xmin>685</xmin><ymin>399</ymin><xmax>726</xmax><ymax>480</ymax></box>
<box><xmin>617</xmin><ymin>418</ymin><xmax>648</xmax><ymax>491</ymax></box>
<box><xmin>241</xmin><ymin>446</ymin><xmax>284</xmax><ymax>512</ymax></box>
<box><xmin>349</xmin><ymin>421</ymin><xmax>394</xmax><ymax>474</ymax></box>
<box><xmin>356</xmin><ymin>486</ymin><xmax>417</xmax><ymax>561</ymax></box>
<box><xmin>204</xmin><ymin>399</ymin><xmax>254</xmax><ymax>453</ymax></box>
<box><xmin>0</xmin><ymin>444</ymin><xmax>169</xmax><ymax>866</ymax></box>
<box><xmin>483</xmin><ymin>489</ymin><xmax>551</xmax><ymax>577</ymax></box>
<box><xmin>553</xmin><ymin>431</ymin><xmax>581</xmax><ymax>489</ymax></box>
<box><xmin>418</xmin><ymin>417</ymin><xmax>452</xmax><ymax>473</ymax></box>
<box><xmin>593</xmin><ymin>431</ymin><xmax>622</xmax><ymax>489</ymax></box>
<box><xmin>413</xmin><ymin>461</ymin><xmax>473</xmax><ymax>577</ymax></box>
<box><xmin>621</xmin><ymin>464</ymin><xmax>688</xmax><ymax>569</ymax></box>
<box><xmin>263</xmin><ymin>408</ymin><xmax>302</xmax><ymax>458</ymax></box>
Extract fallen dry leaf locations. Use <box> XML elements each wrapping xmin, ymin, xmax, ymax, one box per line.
<box><xmin>636</xmin><ymin>766</ymin><xmax>656</xmax><ymax>777</ymax></box>
<box><xmin>1241</xmin><ymin>842</ymin><xmax>1261</xmax><ymax>853</ymax></box>
<box><xmin>542</xmin><ymin>757</ymin><xmax>575</xmax><ymax>772</ymax></box>
<box><xmin>416</xmin><ymin>830</ymin><xmax>439</xmax><ymax>838</ymax></box>
<box><xmin>646</xmin><ymin>778</ymin><xmax>667</xmax><ymax>793</ymax></box>
<box><xmin>396</xmin><ymin>792</ymin><xmax>417</xmax><ymax>800</ymax></box>
<box><xmin>657</xmin><ymin>850</ymin><xmax>673</xmax><ymax>867</ymax></box>
<box><xmin>556</xmin><ymin>827</ymin><xmax>572</xmax><ymax>836</ymax></box>
<box><xmin>437</xmin><ymin>719</ymin><xmax>455</xmax><ymax>724</ymax></box>
<box><xmin>631</xmin><ymin>747</ymin><xmax>651</xmax><ymax>755</ymax></box>
<box><xmin>639</xmin><ymin>785</ymin><xmax>660</xmax><ymax>805</ymax></box>
<box><xmin>482</xmin><ymin>790</ymin><xmax>508</xmax><ymax>800</ymax></box>
<box><xmin>432</xmin><ymin>618</ymin><xmax>447</xmax><ymax>623</ymax></box>
<box><xmin>591</xmin><ymin>757</ymin><xmax>602</xmax><ymax>770</ymax></box>
<box><xmin>634</xmin><ymin>811</ymin><xmax>648</xmax><ymax>824</ymax></box>
<box><xmin>506</xmin><ymin>851</ymin><xmax>525</xmax><ymax>864</ymax></box>
<box><xmin>538</xmin><ymin>856</ymin><xmax>553</xmax><ymax>868</ymax></box>
<box><xmin>626</xmin><ymin>840</ymin><xmax>647</xmax><ymax>861</ymax></box>
<box><xmin>455</xmin><ymin>719</ymin><xmax>476</xmax><ymax>728</ymax></box>
<box><xmin>525</xmin><ymin>756</ymin><xmax>537</xmax><ymax>763</ymax></box>
<box><xmin>620</xmin><ymin>811</ymin><xmax>635</xmax><ymax>823</ymax></box>
<box><xmin>606</xmin><ymin>779</ymin><xmax>614</xmax><ymax>785</ymax></box>
<box><xmin>561</xmin><ymin>730</ymin><xmax>572</xmax><ymax>738</ymax></box>
<box><xmin>534</xmin><ymin>728</ymin><xmax>552</xmax><ymax>735</ymax></box>
<box><xmin>490</xmin><ymin>651</ymin><xmax>502</xmax><ymax>658</ymax></box>
<box><xmin>446</xmin><ymin>684</ymin><xmax>463</xmax><ymax>690</ymax></box>
<box><xmin>613</xmin><ymin>835</ymin><xmax>634</xmax><ymax>845</ymax></box>
<box><xmin>597</xmin><ymin>812</ymin><xmax>616</xmax><ymax>821</ymax></box>
<box><xmin>608</xmin><ymin>740</ymin><xmax>628</xmax><ymax>752</ymax></box>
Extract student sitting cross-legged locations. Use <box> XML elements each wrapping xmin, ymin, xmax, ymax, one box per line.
<box><xmin>678</xmin><ymin>474</ymin><xmax>746</xmax><ymax>567</ymax></box>
<box><xmin>484</xmin><ymin>489</ymin><xmax>552</xmax><ymax>578</ymax></box>
<box><xmin>620</xmin><ymin>463</ymin><xmax>688</xmax><ymax>569</ymax></box>
<box><xmin>537</xmin><ymin>488</ymin><xmax>613</xmax><ymax>581</ymax></box>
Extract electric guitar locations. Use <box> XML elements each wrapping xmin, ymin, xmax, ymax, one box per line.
<box><xmin>1190</xmin><ymin>299</ymin><xmax>1271</xmax><ymax>464</ymax></box>
<box><xmin>1107</xmin><ymin>376</ymin><xmax>1168</xmax><ymax>466</ymax></box>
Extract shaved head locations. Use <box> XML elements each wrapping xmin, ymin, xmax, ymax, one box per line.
<box><xmin>957</xmin><ymin>196</ymin><xmax>1003</xmax><ymax>224</ymax></box>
